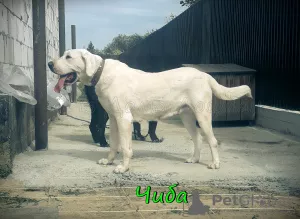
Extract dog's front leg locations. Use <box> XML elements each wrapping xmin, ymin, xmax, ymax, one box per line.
<box><xmin>98</xmin><ymin>115</ymin><xmax>118</xmax><ymax>165</ymax></box>
<box><xmin>113</xmin><ymin>115</ymin><xmax>133</xmax><ymax>174</ymax></box>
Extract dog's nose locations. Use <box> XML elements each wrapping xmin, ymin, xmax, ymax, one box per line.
<box><xmin>48</xmin><ymin>61</ymin><xmax>53</xmax><ymax>68</ymax></box>
<box><xmin>48</xmin><ymin>61</ymin><xmax>55</xmax><ymax>73</ymax></box>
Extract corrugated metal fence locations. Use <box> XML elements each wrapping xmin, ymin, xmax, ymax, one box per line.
<box><xmin>119</xmin><ymin>0</ymin><xmax>300</xmax><ymax>110</ymax></box>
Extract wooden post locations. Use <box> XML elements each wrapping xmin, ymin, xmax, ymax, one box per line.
<box><xmin>59</xmin><ymin>0</ymin><xmax>67</xmax><ymax>115</ymax></box>
<box><xmin>71</xmin><ymin>25</ymin><xmax>77</xmax><ymax>103</ymax></box>
<box><xmin>32</xmin><ymin>0</ymin><xmax>48</xmax><ymax>150</ymax></box>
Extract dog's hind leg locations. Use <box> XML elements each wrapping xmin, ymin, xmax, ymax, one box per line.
<box><xmin>98</xmin><ymin>115</ymin><xmax>119</xmax><ymax>165</ymax></box>
<box><xmin>193</xmin><ymin>109</ymin><xmax>220</xmax><ymax>169</ymax></box>
<box><xmin>113</xmin><ymin>113</ymin><xmax>133</xmax><ymax>173</ymax></box>
<box><xmin>179</xmin><ymin>109</ymin><xmax>202</xmax><ymax>163</ymax></box>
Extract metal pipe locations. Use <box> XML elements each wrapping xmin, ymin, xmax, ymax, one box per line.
<box><xmin>32</xmin><ymin>0</ymin><xmax>48</xmax><ymax>150</ymax></box>
<box><xmin>58</xmin><ymin>0</ymin><xmax>67</xmax><ymax>115</ymax></box>
<box><xmin>71</xmin><ymin>25</ymin><xmax>77</xmax><ymax>103</ymax></box>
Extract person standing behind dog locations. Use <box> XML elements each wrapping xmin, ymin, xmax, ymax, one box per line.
<box><xmin>84</xmin><ymin>85</ymin><xmax>109</xmax><ymax>147</ymax></box>
<box><xmin>85</xmin><ymin>85</ymin><xmax>163</xmax><ymax>144</ymax></box>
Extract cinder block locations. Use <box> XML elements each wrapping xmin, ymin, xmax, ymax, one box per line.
<box><xmin>28</xmin><ymin>27</ymin><xmax>33</xmax><ymax>47</ymax></box>
<box><xmin>27</xmin><ymin>47</ymin><xmax>33</xmax><ymax>67</ymax></box>
<box><xmin>15</xmin><ymin>0</ymin><xmax>30</xmax><ymax>24</ymax></box>
<box><xmin>16</xmin><ymin>19</ymin><xmax>25</xmax><ymax>43</ymax></box>
<box><xmin>2</xmin><ymin>0</ymin><xmax>13</xmax><ymax>12</ymax></box>
<box><xmin>51</xmin><ymin>0</ymin><xmax>58</xmax><ymax>11</ymax></box>
<box><xmin>23</xmin><ymin>25</ymin><xmax>28</xmax><ymax>46</ymax></box>
<box><xmin>12</xmin><ymin>0</ymin><xmax>22</xmax><ymax>19</ymax></box>
<box><xmin>0</xmin><ymin>36</ymin><xmax>4</xmax><ymax>63</ymax></box>
<box><xmin>25</xmin><ymin>1</ymin><xmax>33</xmax><ymax>28</ymax></box>
<box><xmin>47</xmin><ymin>45</ymin><xmax>51</xmax><ymax>58</ymax></box>
<box><xmin>4</xmin><ymin>36</ymin><xmax>14</xmax><ymax>64</ymax></box>
<box><xmin>21</xmin><ymin>45</ymin><xmax>28</xmax><ymax>67</ymax></box>
<box><xmin>24</xmin><ymin>67</ymin><xmax>34</xmax><ymax>83</ymax></box>
<box><xmin>45</xmin><ymin>28</ymin><xmax>50</xmax><ymax>42</ymax></box>
<box><xmin>14</xmin><ymin>40</ymin><xmax>22</xmax><ymax>66</ymax></box>
<box><xmin>45</xmin><ymin>12</ymin><xmax>49</xmax><ymax>31</ymax></box>
<box><xmin>8</xmin><ymin>11</ymin><xmax>18</xmax><ymax>39</ymax></box>
<box><xmin>25</xmin><ymin>26</ymin><xmax>33</xmax><ymax>47</ymax></box>
<box><xmin>0</xmin><ymin>4</ymin><xmax>8</xmax><ymax>34</ymax></box>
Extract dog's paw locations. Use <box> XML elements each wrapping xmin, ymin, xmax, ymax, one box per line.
<box><xmin>207</xmin><ymin>161</ymin><xmax>220</xmax><ymax>169</ymax></box>
<box><xmin>98</xmin><ymin>158</ymin><xmax>113</xmax><ymax>165</ymax></box>
<box><xmin>113</xmin><ymin>164</ymin><xmax>128</xmax><ymax>174</ymax></box>
<box><xmin>185</xmin><ymin>157</ymin><xmax>200</xmax><ymax>163</ymax></box>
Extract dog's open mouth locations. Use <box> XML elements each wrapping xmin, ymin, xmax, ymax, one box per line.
<box><xmin>54</xmin><ymin>72</ymin><xmax>78</xmax><ymax>93</ymax></box>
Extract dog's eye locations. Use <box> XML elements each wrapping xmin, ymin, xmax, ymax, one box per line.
<box><xmin>66</xmin><ymin>55</ymin><xmax>72</xmax><ymax>59</ymax></box>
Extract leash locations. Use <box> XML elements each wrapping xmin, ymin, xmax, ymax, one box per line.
<box><xmin>66</xmin><ymin>114</ymin><xmax>109</xmax><ymax>128</ymax></box>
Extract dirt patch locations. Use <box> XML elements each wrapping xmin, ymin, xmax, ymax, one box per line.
<box><xmin>0</xmin><ymin>184</ymin><xmax>299</xmax><ymax>218</ymax></box>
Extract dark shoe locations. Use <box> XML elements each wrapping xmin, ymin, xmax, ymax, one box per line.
<box><xmin>100</xmin><ymin>142</ymin><xmax>109</xmax><ymax>147</ymax></box>
<box><xmin>133</xmin><ymin>131</ymin><xmax>146</xmax><ymax>141</ymax></box>
<box><xmin>149</xmin><ymin>133</ymin><xmax>164</xmax><ymax>143</ymax></box>
<box><xmin>133</xmin><ymin>122</ymin><xmax>146</xmax><ymax>141</ymax></box>
<box><xmin>89</xmin><ymin>125</ymin><xmax>101</xmax><ymax>143</ymax></box>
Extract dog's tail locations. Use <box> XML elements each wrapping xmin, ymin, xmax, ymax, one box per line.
<box><xmin>207</xmin><ymin>74</ymin><xmax>252</xmax><ymax>100</ymax></box>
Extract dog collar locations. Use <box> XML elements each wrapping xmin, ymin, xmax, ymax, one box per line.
<box><xmin>91</xmin><ymin>59</ymin><xmax>105</xmax><ymax>86</ymax></box>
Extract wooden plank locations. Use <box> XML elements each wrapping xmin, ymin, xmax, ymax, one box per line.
<box><xmin>240</xmin><ymin>74</ymin><xmax>255</xmax><ymax>120</ymax></box>
<box><xmin>226</xmin><ymin>74</ymin><xmax>241</xmax><ymax>121</ymax></box>
<box><xmin>212</xmin><ymin>75</ymin><xmax>227</xmax><ymax>121</ymax></box>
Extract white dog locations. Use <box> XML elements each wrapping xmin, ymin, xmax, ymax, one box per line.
<box><xmin>48</xmin><ymin>49</ymin><xmax>252</xmax><ymax>173</ymax></box>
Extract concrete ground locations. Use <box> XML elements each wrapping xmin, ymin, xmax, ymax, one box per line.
<box><xmin>1</xmin><ymin>102</ymin><xmax>300</xmax><ymax>218</ymax></box>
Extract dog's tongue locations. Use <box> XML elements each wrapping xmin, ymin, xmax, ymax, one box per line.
<box><xmin>54</xmin><ymin>76</ymin><xmax>67</xmax><ymax>93</ymax></box>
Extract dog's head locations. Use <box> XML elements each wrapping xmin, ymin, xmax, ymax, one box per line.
<box><xmin>48</xmin><ymin>49</ymin><xmax>103</xmax><ymax>93</ymax></box>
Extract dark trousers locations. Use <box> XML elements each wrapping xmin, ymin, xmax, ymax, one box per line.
<box><xmin>84</xmin><ymin>85</ymin><xmax>109</xmax><ymax>146</ymax></box>
<box><xmin>133</xmin><ymin>121</ymin><xmax>162</xmax><ymax>142</ymax></box>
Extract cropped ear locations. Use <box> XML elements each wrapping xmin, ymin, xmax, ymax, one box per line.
<box><xmin>81</xmin><ymin>51</ymin><xmax>102</xmax><ymax>77</ymax></box>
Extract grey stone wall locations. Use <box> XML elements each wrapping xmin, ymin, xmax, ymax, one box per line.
<box><xmin>0</xmin><ymin>0</ymin><xmax>60</xmax><ymax>177</ymax></box>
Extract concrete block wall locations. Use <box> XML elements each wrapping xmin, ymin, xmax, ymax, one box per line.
<box><xmin>0</xmin><ymin>0</ymin><xmax>61</xmax><ymax>177</ymax></box>
<box><xmin>46</xmin><ymin>0</ymin><xmax>60</xmax><ymax>81</ymax></box>
<box><xmin>256</xmin><ymin>105</ymin><xmax>300</xmax><ymax>138</ymax></box>
<box><xmin>0</xmin><ymin>0</ymin><xmax>34</xmax><ymax>79</ymax></box>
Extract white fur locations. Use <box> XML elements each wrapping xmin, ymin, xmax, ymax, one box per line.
<box><xmin>51</xmin><ymin>49</ymin><xmax>252</xmax><ymax>173</ymax></box>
